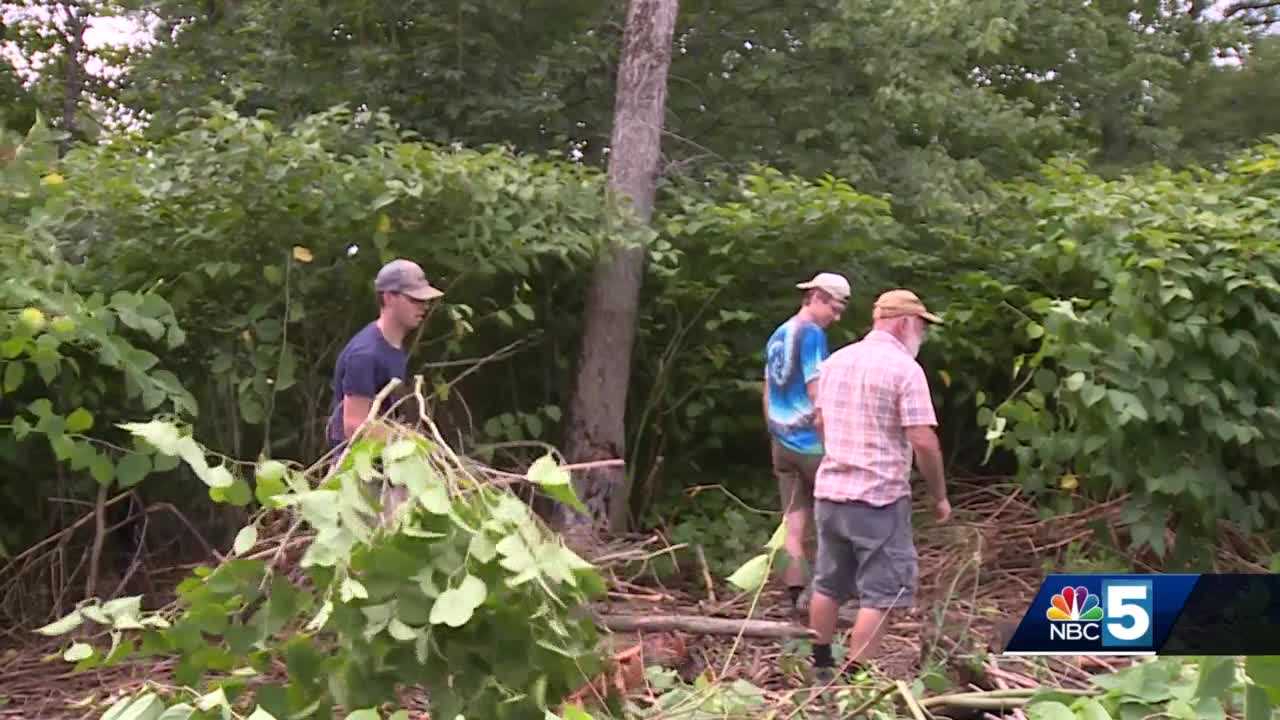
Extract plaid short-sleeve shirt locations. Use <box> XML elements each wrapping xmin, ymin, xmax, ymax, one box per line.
<box><xmin>814</xmin><ymin>330</ymin><xmax>938</xmax><ymax>506</ymax></box>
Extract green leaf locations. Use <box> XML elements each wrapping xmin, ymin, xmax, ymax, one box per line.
<box><xmin>89</xmin><ymin>454</ymin><xmax>115</xmax><ymax>486</ymax></box>
<box><xmin>525</xmin><ymin>413</ymin><xmax>543</xmax><ymax>438</ymax></box>
<box><xmin>1026</xmin><ymin>701</ymin><xmax>1078</xmax><ymax>720</ymax></box>
<box><xmin>469</xmin><ymin>533</ymin><xmax>498</xmax><ymax>563</ymax></box>
<box><xmin>1246</xmin><ymin>682</ymin><xmax>1273</xmax><ymax>720</ymax></box>
<box><xmin>1071</xmin><ymin>697</ymin><xmax>1115</xmax><ymax>720</ymax></box>
<box><xmin>1247</xmin><ymin>656</ymin><xmax>1280</xmax><ymax>690</ymax></box>
<box><xmin>561</xmin><ymin>705</ymin><xmax>594</xmax><ymax>720</ymax></box>
<box><xmin>120</xmin><ymin>421</ymin><xmax>183</xmax><ymax>456</ymax></box>
<box><xmin>513</xmin><ymin>302</ymin><xmax>535</xmax><ymax>321</ymax></box>
<box><xmin>2</xmin><ymin>362</ymin><xmax>24</xmax><ymax>393</ymax></box>
<box><xmin>246</xmin><ymin>707</ymin><xmax>279</xmax><ymax>720</ymax></box>
<box><xmin>203</xmin><ymin>465</ymin><xmax>235</xmax><ymax>489</ymax></box>
<box><xmin>497</xmin><ymin>535</ymin><xmax>537</xmax><ymax>576</ymax></box>
<box><xmin>429</xmin><ymin>574</ymin><xmax>488</xmax><ymax>627</ymax></box>
<box><xmin>1210</xmin><ymin>330</ymin><xmax>1241</xmax><ymax>359</ymax></box>
<box><xmin>65</xmin><ymin>407</ymin><xmax>94</xmax><ymax>433</ymax></box>
<box><xmin>387</xmin><ymin>618</ymin><xmax>418</xmax><ymax>642</ymax></box>
<box><xmin>102</xmin><ymin>596</ymin><xmax>144</xmax><ymax>629</ymax></box>
<box><xmin>276</xmin><ymin>345</ymin><xmax>297</xmax><ymax>390</ymax></box>
<box><xmin>233</xmin><ymin>525</ymin><xmax>258</xmax><ymax>556</ymax></box>
<box><xmin>255</xmin><ymin>474</ymin><xmax>287</xmax><ymax>507</ymax></box>
<box><xmin>765</xmin><ymin>519</ymin><xmax>787</xmax><ymax>552</ymax></box>
<box><xmin>340</xmin><ymin>577</ymin><xmax>369</xmax><ymax>602</ymax></box>
<box><xmin>383</xmin><ymin>439</ymin><xmax>417</xmax><ymax>463</ymax></box>
<box><xmin>156</xmin><ymin>704</ymin><xmax>196</xmax><ymax>720</ymax></box>
<box><xmin>343</xmin><ymin>710</ymin><xmax>381</xmax><ymax>720</ymax></box>
<box><xmin>1026</xmin><ymin>322</ymin><xmax>1045</xmax><ymax>339</ymax></box>
<box><xmin>109</xmin><ymin>693</ymin><xmax>166</xmax><ymax>720</ymax></box>
<box><xmin>115</xmin><ymin>453</ymin><xmax>152</xmax><ymax>489</ymax></box>
<box><xmin>195</xmin><ymin>687</ymin><xmax>228</xmax><ymax>712</ymax></box>
<box><xmin>212</xmin><ymin>476</ymin><xmax>253</xmax><ymax>507</ymax></box>
<box><xmin>527</xmin><ymin>454</ymin><xmax>586</xmax><ymax>513</ymax></box>
<box><xmin>63</xmin><ymin>642</ymin><xmax>93</xmax><ymax>662</ymax></box>
<box><xmin>419</xmin><ymin>481</ymin><xmax>450</xmax><ymax>515</ymax></box>
<box><xmin>389</xmin><ymin>457</ymin><xmax>448</xmax><ymax>513</ymax></box>
<box><xmin>1065</xmin><ymin>372</ymin><xmax>1086</xmax><ymax>392</ymax></box>
<box><xmin>1195</xmin><ymin>656</ymin><xmax>1236</xmax><ymax>701</ymax></box>
<box><xmin>1081</xmin><ymin>383</ymin><xmax>1107</xmax><ymax>407</ymax></box>
<box><xmin>256</xmin><ymin>459</ymin><xmax>286</xmax><ymax>482</ymax></box>
<box><xmin>726</xmin><ymin>553</ymin><xmax>770</xmax><ymax>592</ymax></box>
<box><xmin>527</xmin><ymin>454</ymin><xmax>569</xmax><ymax>486</ymax></box>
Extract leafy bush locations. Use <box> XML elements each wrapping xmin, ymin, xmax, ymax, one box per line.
<box><xmin>977</xmin><ymin>140</ymin><xmax>1280</xmax><ymax>560</ymax></box>
<box><xmin>0</xmin><ymin>120</ymin><xmax>197</xmax><ymax>561</ymax></box>
<box><xmin>51</xmin><ymin>103</ymin><xmax>632</xmax><ymax>463</ymax></box>
<box><xmin>39</xmin><ymin>420</ymin><xmax>607</xmax><ymax>720</ymax></box>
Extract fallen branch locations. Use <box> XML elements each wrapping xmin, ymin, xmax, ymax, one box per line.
<box><xmin>897</xmin><ymin>680</ymin><xmax>928</xmax><ymax>720</ymax></box>
<box><xmin>920</xmin><ymin>687</ymin><xmax>1097</xmax><ymax>712</ymax></box>
<box><xmin>594</xmin><ymin>613</ymin><xmax>816</xmax><ymax>639</ymax></box>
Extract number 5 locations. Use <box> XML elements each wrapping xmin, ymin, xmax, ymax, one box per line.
<box><xmin>1106</xmin><ymin>583</ymin><xmax>1151</xmax><ymax>642</ymax></box>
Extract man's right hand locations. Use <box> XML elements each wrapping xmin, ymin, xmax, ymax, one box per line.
<box><xmin>933</xmin><ymin>498</ymin><xmax>952</xmax><ymax>523</ymax></box>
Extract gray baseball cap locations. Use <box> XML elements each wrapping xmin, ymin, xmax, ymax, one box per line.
<box><xmin>374</xmin><ymin>259</ymin><xmax>444</xmax><ymax>301</ymax></box>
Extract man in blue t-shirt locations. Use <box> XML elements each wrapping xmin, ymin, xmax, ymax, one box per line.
<box><xmin>326</xmin><ymin>258</ymin><xmax>445</xmax><ymax>452</ymax></box>
<box><xmin>764</xmin><ymin>271</ymin><xmax>851</xmax><ymax>612</ymax></box>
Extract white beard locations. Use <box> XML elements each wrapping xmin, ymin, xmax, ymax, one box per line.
<box><xmin>905</xmin><ymin>334</ymin><xmax>923</xmax><ymax>358</ymax></box>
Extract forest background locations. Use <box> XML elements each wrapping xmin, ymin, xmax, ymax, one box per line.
<box><xmin>1</xmin><ymin>0</ymin><xmax>1280</xmax><ymax>640</ymax></box>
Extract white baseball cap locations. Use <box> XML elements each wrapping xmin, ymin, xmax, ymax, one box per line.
<box><xmin>796</xmin><ymin>272</ymin><xmax>851</xmax><ymax>302</ymax></box>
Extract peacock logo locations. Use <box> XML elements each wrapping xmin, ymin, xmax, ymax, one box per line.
<box><xmin>1047</xmin><ymin>586</ymin><xmax>1104</xmax><ymax>622</ymax></box>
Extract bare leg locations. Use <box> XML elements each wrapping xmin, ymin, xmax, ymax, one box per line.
<box><xmin>782</xmin><ymin>507</ymin><xmax>811</xmax><ymax>588</ymax></box>
<box><xmin>808</xmin><ymin>588</ymin><xmax>840</xmax><ymax>644</ymax></box>
<box><xmin>845</xmin><ymin>608</ymin><xmax>890</xmax><ymax>665</ymax></box>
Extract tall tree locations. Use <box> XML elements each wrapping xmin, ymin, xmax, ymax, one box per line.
<box><xmin>560</xmin><ymin>0</ymin><xmax>678</xmax><ymax>535</ymax></box>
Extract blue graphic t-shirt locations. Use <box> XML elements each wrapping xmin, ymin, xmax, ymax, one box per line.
<box><xmin>765</xmin><ymin>317</ymin><xmax>829</xmax><ymax>455</ymax></box>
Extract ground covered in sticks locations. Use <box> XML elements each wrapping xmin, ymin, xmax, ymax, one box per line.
<box><xmin>0</xmin><ymin>479</ymin><xmax>1270</xmax><ymax>719</ymax></box>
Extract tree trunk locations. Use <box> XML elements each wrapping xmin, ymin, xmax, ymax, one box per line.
<box><xmin>58</xmin><ymin>2</ymin><xmax>86</xmax><ymax>156</ymax></box>
<box><xmin>559</xmin><ymin>0</ymin><xmax>679</xmax><ymax>536</ymax></box>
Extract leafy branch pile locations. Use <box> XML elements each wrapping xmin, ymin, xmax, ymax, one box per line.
<box><xmin>35</xmin><ymin>408</ymin><xmax>611</xmax><ymax>720</ymax></box>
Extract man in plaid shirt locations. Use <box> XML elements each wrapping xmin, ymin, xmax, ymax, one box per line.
<box><xmin>807</xmin><ymin>289</ymin><xmax>950</xmax><ymax>681</ymax></box>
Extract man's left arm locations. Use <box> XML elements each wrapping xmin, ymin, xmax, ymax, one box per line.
<box><xmin>900</xmin><ymin>368</ymin><xmax>948</xmax><ymax>520</ymax></box>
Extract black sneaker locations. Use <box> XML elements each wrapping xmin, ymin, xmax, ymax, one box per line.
<box><xmin>811</xmin><ymin>661</ymin><xmax>868</xmax><ymax>686</ymax></box>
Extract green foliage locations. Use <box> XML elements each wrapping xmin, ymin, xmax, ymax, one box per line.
<box><xmin>977</xmin><ymin>139</ymin><xmax>1280</xmax><ymax>559</ymax></box>
<box><xmin>121</xmin><ymin>0</ymin><xmax>618</xmax><ymax>151</ymax></box>
<box><xmin>41</xmin><ymin>422</ymin><xmax>606</xmax><ymax>720</ymax></box>
<box><xmin>0</xmin><ymin>118</ymin><xmax>197</xmax><ymax>552</ymax></box>
<box><xmin>627</xmin><ymin>668</ymin><xmax>767</xmax><ymax>719</ymax></box>
<box><xmin>1026</xmin><ymin>656</ymin><xmax>1279</xmax><ymax>720</ymax></box>
<box><xmin>49</xmin><ymin>102</ymin><xmax>628</xmax><ymax>461</ymax></box>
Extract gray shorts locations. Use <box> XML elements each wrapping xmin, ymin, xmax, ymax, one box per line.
<box><xmin>813</xmin><ymin>496</ymin><xmax>917</xmax><ymax>609</ymax></box>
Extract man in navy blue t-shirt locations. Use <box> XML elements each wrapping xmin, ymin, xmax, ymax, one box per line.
<box><xmin>326</xmin><ymin>258</ymin><xmax>445</xmax><ymax>451</ymax></box>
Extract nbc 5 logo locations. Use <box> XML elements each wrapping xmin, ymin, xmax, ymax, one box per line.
<box><xmin>1101</xmin><ymin>579</ymin><xmax>1153</xmax><ymax>647</ymax></box>
<box><xmin>1046</xmin><ymin>579</ymin><xmax>1153</xmax><ymax>648</ymax></box>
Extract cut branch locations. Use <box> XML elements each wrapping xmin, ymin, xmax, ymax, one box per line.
<box><xmin>594</xmin><ymin>613</ymin><xmax>816</xmax><ymax>639</ymax></box>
